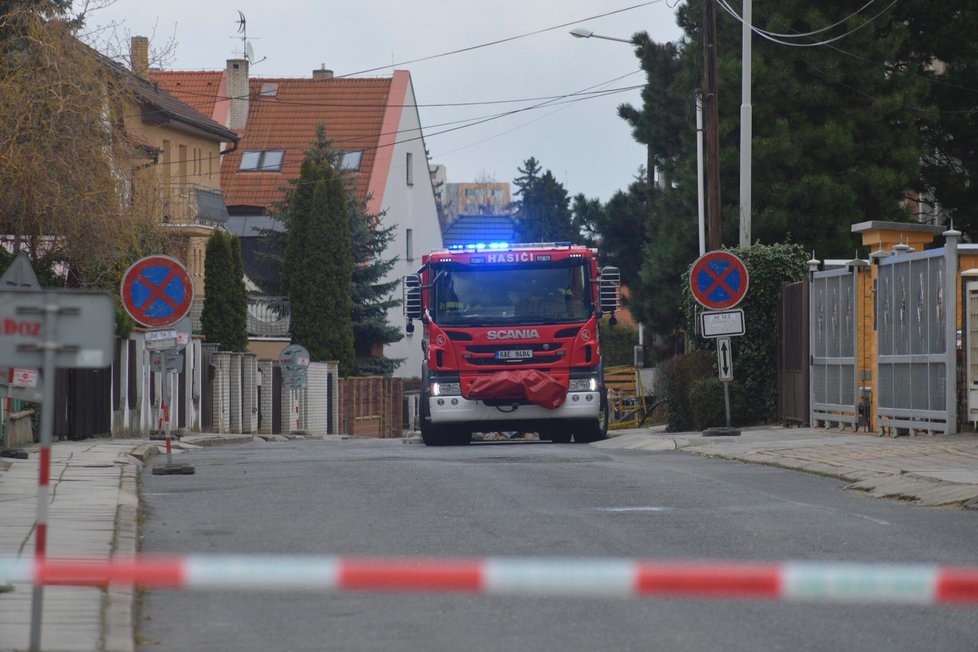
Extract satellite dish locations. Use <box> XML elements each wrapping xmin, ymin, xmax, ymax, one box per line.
<box><xmin>246</xmin><ymin>41</ymin><xmax>255</xmax><ymax>62</ymax></box>
<box><xmin>236</xmin><ymin>10</ymin><xmax>246</xmax><ymax>33</ymax></box>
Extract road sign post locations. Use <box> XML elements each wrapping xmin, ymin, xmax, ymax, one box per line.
<box><xmin>121</xmin><ymin>257</ymin><xmax>195</xmax><ymax>476</ymax></box>
<box><xmin>0</xmin><ymin>284</ymin><xmax>114</xmax><ymax>652</ymax></box>
<box><xmin>690</xmin><ymin>252</ymin><xmax>748</xmax><ymax>437</ymax></box>
<box><xmin>279</xmin><ymin>345</ymin><xmax>310</xmax><ymax>432</ymax></box>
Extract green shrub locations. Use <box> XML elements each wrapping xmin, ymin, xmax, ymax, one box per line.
<box><xmin>599</xmin><ymin>322</ymin><xmax>640</xmax><ymax>367</ymax></box>
<box><xmin>660</xmin><ymin>349</ymin><xmax>714</xmax><ymax>431</ymax></box>
<box><xmin>687</xmin><ymin>376</ymin><xmax>747</xmax><ymax>429</ymax></box>
<box><xmin>680</xmin><ymin>242</ymin><xmax>808</xmax><ymax>425</ymax></box>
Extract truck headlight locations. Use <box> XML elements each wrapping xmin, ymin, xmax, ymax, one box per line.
<box><xmin>568</xmin><ymin>378</ymin><xmax>598</xmax><ymax>392</ymax></box>
<box><xmin>431</xmin><ymin>382</ymin><xmax>461</xmax><ymax>396</ymax></box>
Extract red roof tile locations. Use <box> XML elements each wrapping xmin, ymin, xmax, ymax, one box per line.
<box><xmin>148</xmin><ymin>71</ymin><xmax>224</xmax><ymax>120</ymax></box>
<box><xmin>222</xmin><ymin>77</ymin><xmax>392</xmax><ymax>209</ymax></box>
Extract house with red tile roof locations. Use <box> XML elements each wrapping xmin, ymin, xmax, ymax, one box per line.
<box><xmin>149</xmin><ymin>56</ymin><xmax>443</xmax><ymax>377</ymax></box>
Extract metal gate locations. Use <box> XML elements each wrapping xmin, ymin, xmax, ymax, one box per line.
<box><xmin>876</xmin><ymin>242</ymin><xmax>958</xmax><ymax>434</ymax></box>
<box><xmin>778</xmin><ymin>280</ymin><xmax>809</xmax><ymax>425</ymax></box>
<box><xmin>810</xmin><ymin>267</ymin><xmax>859</xmax><ymax>428</ymax></box>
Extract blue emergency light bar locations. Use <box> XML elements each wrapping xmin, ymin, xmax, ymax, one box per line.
<box><xmin>445</xmin><ymin>241</ymin><xmax>573</xmax><ymax>253</ymax></box>
<box><xmin>447</xmin><ymin>242</ymin><xmax>510</xmax><ymax>252</ymax></box>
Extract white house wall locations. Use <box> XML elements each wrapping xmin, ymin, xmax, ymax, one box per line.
<box><xmin>373</xmin><ymin>71</ymin><xmax>443</xmax><ymax>378</ymax></box>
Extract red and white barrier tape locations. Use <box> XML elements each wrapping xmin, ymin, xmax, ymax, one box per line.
<box><xmin>1</xmin><ymin>556</ymin><xmax>977</xmax><ymax>604</ymax></box>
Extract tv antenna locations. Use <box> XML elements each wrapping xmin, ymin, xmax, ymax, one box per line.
<box><xmin>232</xmin><ymin>11</ymin><xmax>266</xmax><ymax>65</ymax></box>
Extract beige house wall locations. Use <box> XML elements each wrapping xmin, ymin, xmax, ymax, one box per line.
<box><xmin>247</xmin><ymin>339</ymin><xmax>291</xmax><ymax>362</ymax></box>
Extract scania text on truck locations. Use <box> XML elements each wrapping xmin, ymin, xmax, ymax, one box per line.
<box><xmin>402</xmin><ymin>242</ymin><xmax>620</xmax><ymax>446</ymax></box>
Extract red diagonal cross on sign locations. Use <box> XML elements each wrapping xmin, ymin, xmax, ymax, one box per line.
<box><xmin>702</xmin><ymin>263</ymin><xmax>736</xmax><ymax>298</ymax></box>
<box><xmin>690</xmin><ymin>251</ymin><xmax>749</xmax><ymax>310</ymax></box>
<box><xmin>138</xmin><ymin>268</ymin><xmax>181</xmax><ymax>313</ymax></box>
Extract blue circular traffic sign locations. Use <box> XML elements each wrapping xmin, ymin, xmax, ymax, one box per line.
<box><xmin>690</xmin><ymin>251</ymin><xmax>749</xmax><ymax>310</ymax></box>
<box><xmin>120</xmin><ymin>256</ymin><xmax>195</xmax><ymax>328</ymax></box>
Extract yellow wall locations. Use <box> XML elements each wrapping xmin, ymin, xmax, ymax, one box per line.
<box><xmin>125</xmin><ymin>105</ymin><xmax>228</xmax><ymax>300</ymax></box>
<box><xmin>247</xmin><ymin>340</ymin><xmax>291</xmax><ymax>362</ymax></box>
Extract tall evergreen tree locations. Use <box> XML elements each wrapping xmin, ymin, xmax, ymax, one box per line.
<box><xmin>512</xmin><ymin>157</ymin><xmax>576</xmax><ymax>243</ymax></box>
<box><xmin>348</xmin><ymin>195</ymin><xmax>403</xmax><ymax>376</ymax></box>
<box><xmin>268</xmin><ymin>125</ymin><xmax>400</xmax><ymax>375</ymax></box>
<box><xmin>893</xmin><ymin>1</ymin><xmax>978</xmax><ymax>233</ymax></box>
<box><xmin>284</xmin><ymin>155</ymin><xmax>355</xmax><ymax>375</ymax></box>
<box><xmin>615</xmin><ymin>2</ymin><xmax>932</xmax><ymax>340</ymax></box>
<box><xmin>201</xmin><ymin>230</ymin><xmax>248</xmax><ymax>351</ymax></box>
<box><xmin>570</xmin><ymin>193</ymin><xmax>604</xmax><ymax>249</ymax></box>
<box><xmin>594</xmin><ymin>171</ymin><xmax>650</xmax><ymax>286</ymax></box>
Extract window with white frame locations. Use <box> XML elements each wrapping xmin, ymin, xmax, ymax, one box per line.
<box><xmin>239</xmin><ymin>150</ymin><xmax>286</xmax><ymax>171</ymax></box>
<box><xmin>406</xmin><ymin>152</ymin><xmax>414</xmax><ymax>186</ymax></box>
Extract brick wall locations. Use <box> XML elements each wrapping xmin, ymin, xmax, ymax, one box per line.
<box><xmin>241</xmin><ymin>353</ymin><xmax>258</xmax><ymax>433</ymax></box>
<box><xmin>229</xmin><ymin>353</ymin><xmax>242</xmax><ymax>433</ymax></box>
<box><xmin>211</xmin><ymin>352</ymin><xmax>231</xmax><ymax>433</ymax></box>
<box><xmin>257</xmin><ymin>360</ymin><xmax>275</xmax><ymax>434</ymax></box>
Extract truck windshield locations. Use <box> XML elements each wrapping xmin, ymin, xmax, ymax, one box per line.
<box><xmin>432</xmin><ymin>261</ymin><xmax>592</xmax><ymax>326</ymax></box>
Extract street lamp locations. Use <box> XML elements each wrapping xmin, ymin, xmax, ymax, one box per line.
<box><xmin>570</xmin><ymin>26</ymin><xmax>706</xmax><ymax>256</ymax></box>
<box><xmin>568</xmin><ymin>27</ymin><xmax>633</xmax><ymax>44</ymax></box>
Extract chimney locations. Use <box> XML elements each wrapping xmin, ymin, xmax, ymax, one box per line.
<box><xmin>130</xmin><ymin>36</ymin><xmax>150</xmax><ymax>79</ymax></box>
<box><xmin>312</xmin><ymin>64</ymin><xmax>334</xmax><ymax>80</ymax></box>
<box><xmin>226</xmin><ymin>58</ymin><xmax>250</xmax><ymax>131</ymax></box>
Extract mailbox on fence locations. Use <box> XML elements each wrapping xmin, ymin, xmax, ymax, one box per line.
<box><xmin>279</xmin><ymin>344</ymin><xmax>310</xmax><ymax>389</ymax></box>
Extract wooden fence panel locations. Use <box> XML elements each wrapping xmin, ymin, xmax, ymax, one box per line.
<box><xmin>338</xmin><ymin>377</ymin><xmax>403</xmax><ymax>438</ymax></box>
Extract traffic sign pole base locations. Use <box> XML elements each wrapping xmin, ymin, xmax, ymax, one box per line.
<box><xmin>702</xmin><ymin>427</ymin><xmax>741</xmax><ymax>437</ymax></box>
<box><xmin>152</xmin><ymin>463</ymin><xmax>195</xmax><ymax>475</ymax></box>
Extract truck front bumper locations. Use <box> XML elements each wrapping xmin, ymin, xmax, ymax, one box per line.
<box><xmin>427</xmin><ymin>391</ymin><xmax>601</xmax><ymax>425</ymax></box>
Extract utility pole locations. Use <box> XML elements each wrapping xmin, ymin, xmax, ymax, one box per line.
<box><xmin>739</xmin><ymin>0</ymin><xmax>753</xmax><ymax>249</ymax></box>
<box><xmin>703</xmin><ymin>0</ymin><xmax>722</xmax><ymax>251</ymax></box>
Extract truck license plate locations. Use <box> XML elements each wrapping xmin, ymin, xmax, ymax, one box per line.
<box><xmin>496</xmin><ymin>349</ymin><xmax>533</xmax><ymax>360</ymax></box>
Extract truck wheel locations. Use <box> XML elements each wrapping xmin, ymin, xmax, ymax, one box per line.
<box><xmin>573</xmin><ymin>392</ymin><xmax>609</xmax><ymax>443</ymax></box>
<box><xmin>421</xmin><ymin>422</ymin><xmax>470</xmax><ymax>446</ymax></box>
<box><xmin>421</xmin><ymin>422</ymin><xmax>449</xmax><ymax>446</ymax></box>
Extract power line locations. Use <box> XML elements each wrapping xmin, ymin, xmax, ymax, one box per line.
<box><xmin>127</xmin><ymin>74</ymin><xmax>644</xmax><ymax>172</ymax></box>
<box><xmin>333</xmin><ymin>1</ymin><xmax>663</xmax><ymax>78</ymax></box>
<box><xmin>717</xmin><ymin>0</ymin><xmax>978</xmax><ymax>98</ymax></box>
<box><xmin>716</xmin><ymin>0</ymin><xmax>900</xmax><ymax>48</ymax></box>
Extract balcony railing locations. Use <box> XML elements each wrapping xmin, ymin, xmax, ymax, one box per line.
<box><xmin>248</xmin><ymin>296</ymin><xmax>291</xmax><ymax>338</ymax></box>
<box><xmin>163</xmin><ymin>184</ymin><xmax>229</xmax><ymax>226</ymax></box>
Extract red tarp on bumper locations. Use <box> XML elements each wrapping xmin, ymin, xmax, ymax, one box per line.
<box><xmin>466</xmin><ymin>370</ymin><xmax>567</xmax><ymax>409</ymax></box>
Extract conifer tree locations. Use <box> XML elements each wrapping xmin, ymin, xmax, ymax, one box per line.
<box><xmin>348</xmin><ymin>195</ymin><xmax>403</xmax><ymax>375</ymax></box>
<box><xmin>512</xmin><ymin>157</ymin><xmax>576</xmax><ymax>243</ymax></box>
<box><xmin>270</xmin><ymin>125</ymin><xmax>401</xmax><ymax>375</ymax></box>
<box><xmin>284</xmin><ymin>156</ymin><xmax>355</xmax><ymax>375</ymax></box>
<box><xmin>201</xmin><ymin>230</ymin><xmax>248</xmax><ymax>351</ymax></box>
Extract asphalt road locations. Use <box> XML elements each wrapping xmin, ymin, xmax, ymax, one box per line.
<box><xmin>138</xmin><ymin>439</ymin><xmax>978</xmax><ymax>652</ymax></box>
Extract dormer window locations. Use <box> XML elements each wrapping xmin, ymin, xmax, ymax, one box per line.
<box><xmin>239</xmin><ymin>149</ymin><xmax>285</xmax><ymax>172</ymax></box>
<box><xmin>340</xmin><ymin>150</ymin><xmax>364</xmax><ymax>171</ymax></box>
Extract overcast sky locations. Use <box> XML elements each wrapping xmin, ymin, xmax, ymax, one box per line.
<box><xmin>78</xmin><ymin>1</ymin><xmax>684</xmax><ymax>203</ymax></box>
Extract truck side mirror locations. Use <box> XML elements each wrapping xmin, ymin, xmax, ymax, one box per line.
<box><xmin>598</xmin><ymin>266</ymin><xmax>620</xmax><ymax>319</ymax></box>
<box><xmin>403</xmin><ymin>274</ymin><xmax>423</xmax><ymax>321</ymax></box>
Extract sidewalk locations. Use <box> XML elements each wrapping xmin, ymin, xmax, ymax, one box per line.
<box><xmin>596</xmin><ymin>425</ymin><xmax>978</xmax><ymax>509</ymax></box>
<box><xmin>0</xmin><ymin>434</ymin><xmax>254</xmax><ymax>652</ymax></box>
<box><xmin>2</xmin><ymin>426</ymin><xmax>978</xmax><ymax>651</ymax></box>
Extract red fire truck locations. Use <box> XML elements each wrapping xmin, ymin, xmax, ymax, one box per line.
<box><xmin>403</xmin><ymin>242</ymin><xmax>620</xmax><ymax>446</ymax></box>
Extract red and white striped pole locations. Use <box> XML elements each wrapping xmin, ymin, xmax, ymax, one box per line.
<box><xmin>2</xmin><ymin>555</ymin><xmax>977</xmax><ymax>605</ymax></box>
<box><xmin>28</xmin><ymin>304</ymin><xmax>59</xmax><ymax>652</ymax></box>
